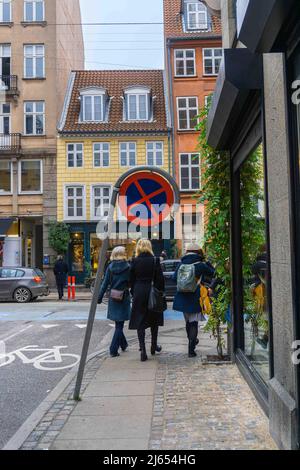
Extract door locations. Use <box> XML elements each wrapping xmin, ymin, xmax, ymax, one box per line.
<box><xmin>0</xmin><ymin>103</ymin><xmax>10</xmax><ymax>148</ymax></box>
<box><xmin>0</xmin><ymin>44</ymin><xmax>11</xmax><ymax>88</ymax></box>
<box><xmin>35</xmin><ymin>225</ymin><xmax>43</xmax><ymax>269</ymax></box>
<box><xmin>69</xmin><ymin>232</ymin><xmax>85</xmax><ymax>284</ymax></box>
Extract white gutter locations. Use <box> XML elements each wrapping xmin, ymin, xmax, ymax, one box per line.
<box><xmin>57</xmin><ymin>71</ymin><xmax>76</xmax><ymax>132</ymax></box>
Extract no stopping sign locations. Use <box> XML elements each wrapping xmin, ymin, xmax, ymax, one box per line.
<box><xmin>119</xmin><ymin>171</ymin><xmax>175</xmax><ymax>227</ymax></box>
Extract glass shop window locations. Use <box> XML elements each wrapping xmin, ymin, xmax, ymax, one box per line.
<box><xmin>240</xmin><ymin>143</ymin><xmax>270</xmax><ymax>383</ymax></box>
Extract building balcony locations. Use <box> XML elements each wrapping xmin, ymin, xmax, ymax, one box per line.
<box><xmin>0</xmin><ymin>134</ymin><xmax>21</xmax><ymax>154</ymax></box>
<box><xmin>0</xmin><ymin>75</ymin><xmax>19</xmax><ymax>96</ymax></box>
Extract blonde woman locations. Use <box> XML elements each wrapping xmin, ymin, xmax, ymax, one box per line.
<box><xmin>98</xmin><ymin>246</ymin><xmax>130</xmax><ymax>357</ymax></box>
<box><xmin>129</xmin><ymin>239</ymin><xmax>165</xmax><ymax>362</ymax></box>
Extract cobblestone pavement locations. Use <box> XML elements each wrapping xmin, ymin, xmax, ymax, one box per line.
<box><xmin>149</xmin><ymin>352</ymin><xmax>277</xmax><ymax>450</ymax></box>
<box><xmin>18</xmin><ymin>325</ymin><xmax>276</xmax><ymax>450</ymax></box>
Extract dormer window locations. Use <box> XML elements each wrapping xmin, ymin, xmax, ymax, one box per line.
<box><xmin>80</xmin><ymin>87</ymin><xmax>107</xmax><ymax>123</ymax></box>
<box><xmin>124</xmin><ymin>86</ymin><xmax>151</xmax><ymax>121</ymax></box>
<box><xmin>186</xmin><ymin>1</ymin><xmax>208</xmax><ymax>31</ymax></box>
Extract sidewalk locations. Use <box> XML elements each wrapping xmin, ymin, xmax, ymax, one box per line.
<box><xmin>46</xmin><ymin>291</ymin><xmax>92</xmax><ymax>302</ymax></box>
<box><xmin>19</xmin><ymin>323</ymin><xmax>277</xmax><ymax>451</ymax></box>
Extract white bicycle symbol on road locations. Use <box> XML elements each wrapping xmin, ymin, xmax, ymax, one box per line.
<box><xmin>0</xmin><ymin>345</ymin><xmax>80</xmax><ymax>371</ymax></box>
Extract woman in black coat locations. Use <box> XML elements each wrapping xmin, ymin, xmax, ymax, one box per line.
<box><xmin>129</xmin><ymin>239</ymin><xmax>165</xmax><ymax>362</ymax></box>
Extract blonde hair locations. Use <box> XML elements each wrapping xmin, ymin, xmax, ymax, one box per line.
<box><xmin>136</xmin><ymin>238</ymin><xmax>154</xmax><ymax>257</ymax></box>
<box><xmin>111</xmin><ymin>246</ymin><xmax>127</xmax><ymax>261</ymax></box>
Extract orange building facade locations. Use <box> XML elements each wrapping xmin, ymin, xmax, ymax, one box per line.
<box><xmin>164</xmin><ymin>0</ymin><xmax>222</xmax><ymax>253</ymax></box>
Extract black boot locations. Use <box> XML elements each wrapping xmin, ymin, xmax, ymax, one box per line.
<box><xmin>151</xmin><ymin>326</ymin><xmax>162</xmax><ymax>355</ymax></box>
<box><xmin>186</xmin><ymin>321</ymin><xmax>199</xmax><ymax>346</ymax></box>
<box><xmin>138</xmin><ymin>328</ymin><xmax>148</xmax><ymax>362</ymax></box>
<box><xmin>188</xmin><ymin>322</ymin><xmax>198</xmax><ymax>358</ymax></box>
<box><xmin>185</xmin><ymin>321</ymin><xmax>190</xmax><ymax>339</ymax></box>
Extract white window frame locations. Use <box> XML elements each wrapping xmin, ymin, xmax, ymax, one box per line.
<box><xmin>18</xmin><ymin>159</ymin><xmax>43</xmax><ymax>195</ymax></box>
<box><xmin>124</xmin><ymin>87</ymin><xmax>150</xmax><ymax>121</ymax></box>
<box><xmin>119</xmin><ymin>142</ymin><xmax>136</xmax><ymax>167</ymax></box>
<box><xmin>90</xmin><ymin>184</ymin><xmax>112</xmax><ymax>221</ymax></box>
<box><xmin>64</xmin><ymin>184</ymin><xmax>86</xmax><ymax>221</ymax></box>
<box><xmin>179</xmin><ymin>153</ymin><xmax>201</xmax><ymax>191</ymax></box>
<box><xmin>0</xmin><ymin>102</ymin><xmax>11</xmax><ymax>134</ymax></box>
<box><xmin>203</xmin><ymin>48</ymin><xmax>223</xmax><ymax>76</ymax></box>
<box><xmin>24</xmin><ymin>101</ymin><xmax>45</xmax><ymax>136</ymax></box>
<box><xmin>93</xmin><ymin>142</ymin><xmax>110</xmax><ymax>168</ymax></box>
<box><xmin>79</xmin><ymin>87</ymin><xmax>106</xmax><ymax>123</ymax></box>
<box><xmin>24</xmin><ymin>44</ymin><xmax>45</xmax><ymax>79</ymax></box>
<box><xmin>146</xmin><ymin>141</ymin><xmax>164</xmax><ymax>167</ymax></box>
<box><xmin>0</xmin><ymin>0</ymin><xmax>11</xmax><ymax>23</ymax></box>
<box><xmin>66</xmin><ymin>143</ymin><xmax>84</xmax><ymax>168</ymax></box>
<box><xmin>0</xmin><ymin>160</ymin><xmax>12</xmax><ymax>195</ymax></box>
<box><xmin>177</xmin><ymin>96</ymin><xmax>198</xmax><ymax>131</ymax></box>
<box><xmin>186</xmin><ymin>1</ymin><xmax>208</xmax><ymax>30</ymax></box>
<box><xmin>24</xmin><ymin>0</ymin><xmax>45</xmax><ymax>22</ymax></box>
<box><xmin>0</xmin><ymin>43</ymin><xmax>11</xmax><ymax>58</ymax></box>
<box><xmin>174</xmin><ymin>49</ymin><xmax>196</xmax><ymax>77</ymax></box>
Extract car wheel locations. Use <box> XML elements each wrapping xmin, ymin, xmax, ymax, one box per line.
<box><xmin>14</xmin><ymin>287</ymin><xmax>32</xmax><ymax>303</ymax></box>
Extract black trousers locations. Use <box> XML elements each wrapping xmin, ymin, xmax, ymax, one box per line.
<box><xmin>57</xmin><ymin>283</ymin><xmax>64</xmax><ymax>299</ymax></box>
<box><xmin>137</xmin><ymin>325</ymin><xmax>159</xmax><ymax>351</ymax></box>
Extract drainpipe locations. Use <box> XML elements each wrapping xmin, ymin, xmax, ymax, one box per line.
<box><xmin>167</xmin><ymin>39</ymin><xmax>176</xmax><ymax>179</ymax></box>
<box><xmin>167</xmin><ymin>129</ymin><xmax>171</xmax><ymax>175</ymax></box>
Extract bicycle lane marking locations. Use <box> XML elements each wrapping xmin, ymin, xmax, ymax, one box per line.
<box><xmin>0</xmin><ymin>345</ymin><xmax>80</xmax><ymax>371</ymax></box>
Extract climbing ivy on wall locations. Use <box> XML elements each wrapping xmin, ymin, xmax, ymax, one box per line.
<box><xmin>196</xmin><ymin>101</ymin><xmax>265</xmax><ymax>358</ymax></box>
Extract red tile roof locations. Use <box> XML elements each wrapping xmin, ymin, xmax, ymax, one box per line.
<box><xmin>60</xmin><ymin>70</ymin><xmax>169</xmax><ymax>134</ymax></box>
<box><xmin>164</xmin><ymin>0</ymin><xmax>222</xmax><ymax>39</ymax></box>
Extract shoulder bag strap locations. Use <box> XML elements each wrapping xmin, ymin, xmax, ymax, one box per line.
<box><xmin>151</xmin><ymin>257</ymin><xmax>157</xmax><ymax>286</ymax></box>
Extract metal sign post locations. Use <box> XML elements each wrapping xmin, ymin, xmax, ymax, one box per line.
<box><xmin>73</xmin><ymin>167</ymin><xmax>180</xmax><ymax>401</ymax></box>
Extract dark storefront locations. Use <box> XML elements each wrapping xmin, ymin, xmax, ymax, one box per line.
<box><xmin>67</xmin><ymin>222</ymin><xmax>174</xmax><ymax>284</ymax></box>
<box><xmin>207</xmin><ymin>0</ymin><xmax>300</xmax><ymax>450</ymax></box>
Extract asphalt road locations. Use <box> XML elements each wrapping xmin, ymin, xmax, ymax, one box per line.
<box><xmin>0</xmin><ymin>301</ymin><xmax>112</xmax><ymax>449</ymax></box>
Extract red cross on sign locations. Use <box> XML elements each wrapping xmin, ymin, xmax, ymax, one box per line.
<box><xmin>119</xmin><ymin>172</ymin><xmax>175</xmax><ymax>227</ymax></box>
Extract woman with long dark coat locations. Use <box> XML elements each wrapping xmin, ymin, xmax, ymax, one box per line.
<box><xmin>129</xmin><ymin>239</ymin><xmax>165</xmax><ymax>362</ymax></box>
<box><xmin>98</xmin><ymin>246</ymin><xmax>131</xmax><ymax>357</ymax></box>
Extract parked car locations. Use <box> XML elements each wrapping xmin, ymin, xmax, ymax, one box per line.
<box><xmin>0</xmin><ymin>267</ymin><xmax>50</xmax><ymax>303</ymax></box>
<box><xmin>161</xmin><ymin>259</ymin><xmax>180</xmax><ymax>300</ymax></box>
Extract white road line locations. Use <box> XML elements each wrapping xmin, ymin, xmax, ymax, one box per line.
<box><xmin>1</xmin><ymin>324</ymin><xmax>33</xmax><ymax>342</ymax></box>
<box><xmin>41</xmin><ymin>324</ymin><xmax>59</xmax><ymax>329</ymax></box>
<box><xmin>75</xmin><ymin>324</ymin><xmax>87</xmax><ymax>329</ymax></box>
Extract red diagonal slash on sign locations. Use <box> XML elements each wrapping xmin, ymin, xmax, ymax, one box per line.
<box><xmin>127</xmin><ymin>182</ymin><xmax>165</xmax><ymax>218</ymax></box>
<box><xmin>119</xmin><ymin>172</ymin><xmax>175</xmax><ymax>227</ymax></box>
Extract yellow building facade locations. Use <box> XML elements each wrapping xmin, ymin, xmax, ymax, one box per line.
<box><xmin>57</xmin><ymin>70</ymin><xmax>171</xmax><ymax>282</ymax></box>
<box><xmin>57</xmin><ymin>136</ymin><xmax>171</xmax><ymax>222</ymax></box>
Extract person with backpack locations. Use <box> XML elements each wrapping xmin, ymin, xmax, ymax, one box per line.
<box><xmin>129</xmin><ymin>239</ymin><xmax>165</xmax><ymax>362</ymax></box>
<box><xmin>173</xmin><ymin>244</ymin><xmax>215</xmax><ymax>357</ymax></box>
<box><xmin>98</xmin><ymin>246</ymin><xmax>131</xmax><ymax>358</ymax></box>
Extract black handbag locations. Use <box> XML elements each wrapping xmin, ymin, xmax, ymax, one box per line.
<box><xmin>148</xmin><ymin>258</ymin><xmax>165</xmax><ymax>313</ymax></box>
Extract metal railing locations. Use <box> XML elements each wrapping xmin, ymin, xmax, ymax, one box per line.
<box><xmin>0</xmin><ymin>133</ymin><xmax>21</xmax><ymax>153</ymax></box>
<box><xmin>0</xmin><ymin>75</ymin><xmax>18</xmax><ymax>93</ymax></box>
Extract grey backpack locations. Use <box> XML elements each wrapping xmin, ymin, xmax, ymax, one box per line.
<box><xmin>177</xmin><ymin>263</ymin><xmax>199</xmax><ymax>293</ymax></box>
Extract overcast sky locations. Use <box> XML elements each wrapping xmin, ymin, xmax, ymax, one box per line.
<box><xmin>79</xmin><ymin>0</ymin><xmax>164</xmax><ymax>70</ymax></box>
